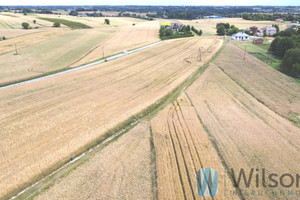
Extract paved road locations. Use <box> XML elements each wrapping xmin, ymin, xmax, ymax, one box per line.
<box><xmin>1</xmin><ymin>41</ymin><xmax>165</xmax><ymax>90</ymax></box>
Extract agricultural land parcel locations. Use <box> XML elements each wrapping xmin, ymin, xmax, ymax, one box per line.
<box><xmin>0</xmin><ymin>13</ymin><xmax>159</xmax><ymax>85</ymax></box>
<box><xmin>0</xmin><ymin>36</ymin><xmax>222</xmax><ymax>199</ymax></box>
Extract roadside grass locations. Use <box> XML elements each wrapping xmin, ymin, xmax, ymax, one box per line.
<box><xmin>37</xmin><ymin>17</ymin><xmax>91</xmax><ymax>29</ymax></box>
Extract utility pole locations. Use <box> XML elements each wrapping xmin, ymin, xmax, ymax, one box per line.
<box><xmin>243</xmin><ymin>46</ymin><xmax>247</xmax><ymax>61</ymax></box>
<box><xmin>15</xmin><ymin>44</ymin><xmax>18</xmax><ymax>55</ymax></box>
<box><xmin>198</xmin><ymin>47</ymin><xmax>202</xmax><ymax>62</ymax></box>
<box><xmin>102</xmin><ymin>46</ymin><xmax>104</xmax><ymax>58</ymax></box>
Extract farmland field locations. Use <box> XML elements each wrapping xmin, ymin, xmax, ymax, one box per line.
<box><xmin>35</xmin><ymin>122</ymin><xmax>153</xmax><ymax>200</ymax></box>
<box><xmin>185</xmin><ymin>44</ymin><xmax>300</xmax><ymax>199</ymax></box>
<box><xmin>151</xmin><ymin>93</ymin><xmax>238</xmax><ymax>200</ymax></box>
<box><xmin>179</xmin><ymin>18</ymin><xmax>290</xmax><ymax>36</ymax></box>
<box><xmin>0</xmin><ymin>36</ymin><xmax>222</xmax><ymax>199</ymax></box>
<box><xmin>0</xmin><ymin>13</ymin><xmax>160</xmax><ymax>85</ymax></box>
<box><xmin>72</xmin><ymin>20</ymin><xmax>160</xmax><ymax>67</ymax></box>
<box><xmin>0</xmin><ymin>27</ymin><xmax>117</xmax><ymax>85</ymax></box>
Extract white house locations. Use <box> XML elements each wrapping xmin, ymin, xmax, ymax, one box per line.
<box><xmin>265</xmin><ymin>27</ymin><xmax>277</xmax><ymax>36</ymax></box>
<box><xmin>232</xmin><ymin>32</ymin><xmax>250</xmax><ymax>41</ymax></box>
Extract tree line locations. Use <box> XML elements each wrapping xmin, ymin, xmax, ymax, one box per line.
<box><xmin>270</xmin><ymin>28</ymin><xmax>300</xmax><ymax>76</ymax></box>
<box><xmin>242</xmin><ymin>12</ymin><xmax>300</xmax><ymax>22</ymax></box>
<box><xmin>216</xmin><ymin>23</ymin><xmax>239</xmax><ymax>36</ymax></box>
<box><xmin>159</xmin><ymin>24</ymin><xmax>202</xmax><ymax>40</ymax></box>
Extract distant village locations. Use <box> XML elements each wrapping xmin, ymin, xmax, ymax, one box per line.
<box><xmin>231</xmin><ymin>18</ymin><xmax>300</xmax><ymax>44</ymax></box>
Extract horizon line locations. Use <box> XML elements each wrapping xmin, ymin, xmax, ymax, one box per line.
<box><xmin>1</xmin><ymin>5</ymin><xmax>300</xmax><ymax>6</ymax></box>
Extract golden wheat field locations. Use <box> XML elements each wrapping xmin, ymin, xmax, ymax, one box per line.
<box><xmin>0</xmin><ymin>13</ymin><xmax>161</xmax><ymax>85</ymax></box>
<box><xmin>151</xmin><ymin>93</ymin><xmax>238</xmax><ymax>200</ymax></box>
<box><xmin>72</xmin><ymin>20</ymin><xmax>160</xmax><ymax>67</ymax></box>
<box><xmin>185</xmin><ymin>44</ymin><xmax>300</xmax><ymax>199</ymax></box>
<box><xmin>0</xmin><ymin>36</ymin><xmax>222</xmax><ymax>198</ymax></box>
<box><xmin>35</xmin><ymin>121</ymin><xmax>153</xmax><ymax>200</ymax></box>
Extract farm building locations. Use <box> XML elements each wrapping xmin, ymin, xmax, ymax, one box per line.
<box><xmin>261</xmin><ymin>27</ymin><xmax>277</xmax><ymax>36</ymax></box>
<box><xmin>276</xmin><ymin>18</ymin><xmax>284</xmax><ymax>23</ymax></box>
<box><xmin>288</xmin><ymin>23</ymin><xmax>300</xmax><ymax>30</ymax></box>
<box><xmin>249</xmin><ymin>26</ymin><xmax>258</xmax><ymax>35</ymax></box>
<box><xmin>253</xmin><ymin>38</ymin><xmax>264</xmax><ymax>44</ymax></box>
<box><xmin>232</xmin><ymin>32</ymin><xmax>250</xmax><ymax>41</ymax></box>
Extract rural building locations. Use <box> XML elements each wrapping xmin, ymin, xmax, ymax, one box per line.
<box><xmin>171</xmin><ymin>23</ymin><xmax>183</xmax><ymax>31</ymax></box>
<box><xmin>265</xmin><ymin>27</ymin><xmax>277</xmax><ymax>36</ymax></box>
<box><xmin>256</xmin><ymin>30</ymin><xmax>264</xmax><ymax>37</ymax></box>
<box><xmin>288</xmin><ymin>23</ymin><xmax>300</xmax><ymax>30</ymax></box>
<box><xmin>231</xmin><ymin>32</ymin><xmax>250</xmax><ymax>41</ymax></box>
<box><xmin>276</xmin><ymin>18</ymin><xmax>284</xmax><ymax>23</ymax></box>
<box><xmin>204</xmin><ymin>16</ymin><xmax>223</xmax><ymax>19</ymax></box>
<box><xmin>253</xmin><ymin>38</ymin><xmax>264</xmax><ymax>44</ymax></box>
<box><xmin>261</xmin><ymin>27</ymin><xmax>277</xmax><ymax>36</ymax></box>
<box><xmin>249</xmin><ymin>26</ymin><xmax>258</xmax><ymax>35</ymax></box>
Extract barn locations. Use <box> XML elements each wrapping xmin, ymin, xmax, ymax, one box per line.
<box><xmin>253</xmin><ymin>38</ymin><xmax>264</xmax><ymax>44</ymax></box>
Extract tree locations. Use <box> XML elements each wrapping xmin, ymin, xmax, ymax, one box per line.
<box><xmin>270</xmin><ymin>37</ymin><xmax>295</xmax><ymax>57</ymax></box>
<box><xmin>217</xmin><ymin>25</ymin><xmax>226</xmax><ymax>36</ymax></box>
<box><xmin>22</xmin><ymin>7</ymin><xmax>32</xmax><ymax>14</ymax></box>
<box><xmin>242</xmin><ymin>12</ymin><xmax>249</xmax><ymax>20</ymax></box>
<box><xmin>281</xmin><ymin>48</ymin><xmax>300</xmax><ymax>75</ymax></box>
<box><xmin>2</xmin><ymin>36</ymin><xmax>6</xmax><ymax>40</ymax></box>
<box><xmin>69</xmin><ymin>11</ymin><xmax>78</xmax><ymax>16</ymax></box>
<box><xmin>199</xmin><ymin>30</ymin><xmax>203</xmax><ymax>36</ymax></box>
<box><xmin>21</xmin><ymin>22</ymin><xmax>30</xmax><ymax>29</ymax></box>
<box><xmin>104</xmin><ymin>19</ymin><xmax>110</xmax><ymax>25</ymax></box>
<box><xmin>272</xmin><ymin>24</ymin><xmax>280</xmax><ymax>33</ymax></box>
<box><xmin>186</xmin><ymin>25</ymin><xmax>191</xmax><ymax>31</ymax></box>
<box><xmin>33</xmin><ymin>20</ymin><xmax>36</xmax><ymax>24</ymax></box>
<box><xmin>165</xmin><ymin>28</ymin><xmax>173</xmax><ymax>36</ymax></box>
<box><xmin>53</xmin><ymin>22</ymin><xmax>61</xmax><ymax>27</ymax></box>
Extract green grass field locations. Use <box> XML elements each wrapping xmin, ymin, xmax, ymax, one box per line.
<box><xmin>233</xmin><ymin>39</ymin><xmax>281</xmax><ymax>70</ymax></box>
<box><xmin>37</xmin><ymin>17</ymin><xmax>92</xmax><ymax>29</ymax></box>
<box><xmin>233</xmin><ymin>39</ymin><xmax>300</xmax><ymax>86</ymax></box>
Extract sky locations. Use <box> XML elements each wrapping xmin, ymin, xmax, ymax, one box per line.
<box><xmin>0</xmin><ymin>0</ymin><xmax>299</xmax><ymax>6</ymax></box>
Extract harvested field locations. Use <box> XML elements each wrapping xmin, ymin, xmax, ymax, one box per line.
<box><xmin>0</xmin><ymin>28</ymin><xmax>43</xmax><ymax>39</ymax></box>
<box><xmin>0</xmin><ymin>27</ymin><xmax>117</xmax><ymax>85</ymax></box>
<box><xmin>35</xmin><ymin>122</ymin><xmax>153</xmax><ymax>200</ymax></box>
<box><xmin>214</xmin><ymin>43</ymin><xmax>300</xmax><ymax>121</ymax></box>
<box><xmin>0</xmin><ymin>28</ymin><xmax>69</xmax><ymax>55</ymax></box>
<box><xmin>179</xmin><ymin>18</ymin><xmax>290</xmax><ymax>36</ymax></box>
<box><xmin>71</xmin><ymin>20</ymin><xmax>160</xmax><ymax>67</ymax></box>
<box><xmin>0</xmin><ymin>36</ymin><xmax>222</xmax><ymax>198</ymax></box>
<box><xmin>151</xmin><ymin>93</ymin><xmax>238</xmax><ymax>200</ymax></box>
<box><xmin>0</xmin><ymin>13</ymin><xmax>52</xmax><ymax>29</ymax></box>
<box><xmin>186</xmin><ymin>46</ymin><xmax>300</xmax><ymax>199</ymax></box>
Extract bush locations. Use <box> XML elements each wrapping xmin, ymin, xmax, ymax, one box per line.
<box><xmin>21</xmin><ymin>22</ymin><xmax>30</xmax><ymax>29</ymax></box>
<box><xmin>33</xmin><ymin>20</ymin><xmax>36</xmax><ymax>24</ymax></box>
<box><xmin>3</xmin><ymin>36</ymin><xmax>5</xmax><ymax>40</ymax></box>
<box><xmin>53</xmin><ymin>22</ymin><xmax>61</xmax><ymax>27</ymax></box>
<box><xmin>105</xmin><ymin>19</ymin><xmax>110</xmax><ymax>25</ymax></box>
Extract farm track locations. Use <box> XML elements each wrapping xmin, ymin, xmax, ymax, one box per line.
<box><xmin>0</xmin><ymin>36</ymin><xmax>222</xmax><ymax>199</ymax></box>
